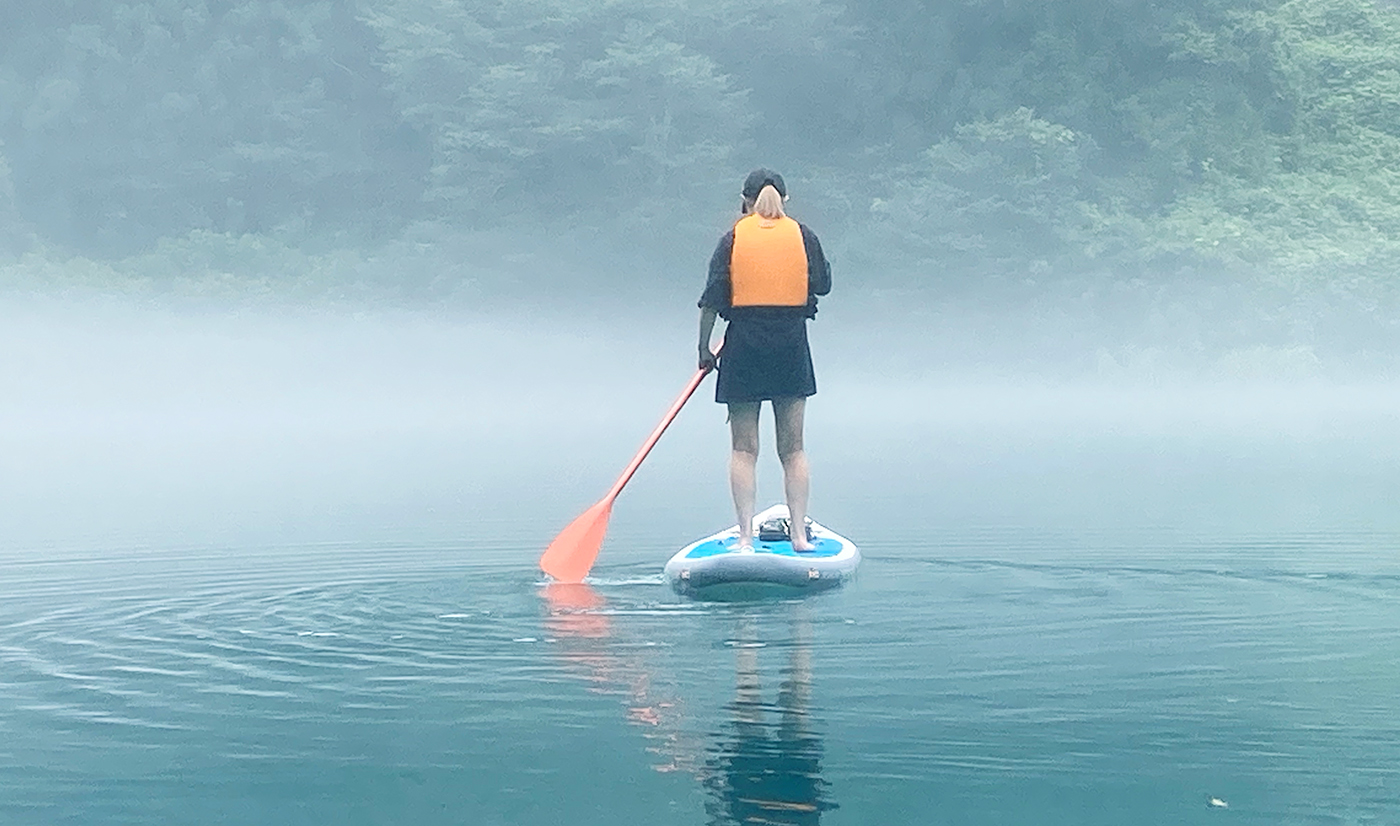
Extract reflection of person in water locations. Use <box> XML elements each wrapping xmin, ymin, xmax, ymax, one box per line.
<box><xmin>703</xmin><ymin>614</ymin><xmax>834</xmax><ymax>826</ymax></box>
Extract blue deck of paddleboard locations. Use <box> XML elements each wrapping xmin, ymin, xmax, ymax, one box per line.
<box><xmin>684</xmin><ymin>537</ymin><xmax>844</xmax><ymax>559</ymax></box>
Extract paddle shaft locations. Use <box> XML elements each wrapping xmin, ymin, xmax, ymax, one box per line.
<box><xmin>603</xmin><ymin>363</ymin><xmax>713</xmax><ymax>503</ymax></box>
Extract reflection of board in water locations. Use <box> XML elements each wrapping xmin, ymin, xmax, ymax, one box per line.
<box><xmin>703</xmin><ymin>615</ymin><xmax>836</xmax><ymax>826</ymax></box>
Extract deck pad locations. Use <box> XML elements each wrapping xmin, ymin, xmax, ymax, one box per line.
<box><xmin>684</xmin><ymin>536</ymin><xmax>844</xmax><ymax>559</ymax></box>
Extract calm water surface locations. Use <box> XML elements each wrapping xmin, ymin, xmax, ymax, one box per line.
<box><xmin>4</xmin><ymin>506</ymin><xmax>1399</xmax><ymax>824</ymax></box>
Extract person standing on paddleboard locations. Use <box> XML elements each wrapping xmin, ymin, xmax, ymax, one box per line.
<box><xmin>697</xmin><ymin>169</ymin><xmax>832</xmax><ymax>553</ymax></box>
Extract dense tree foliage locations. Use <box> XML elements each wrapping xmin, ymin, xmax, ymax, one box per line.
<box><xmin>6</xmin><ymin>1</ymin><xmax>425</xmax><ymax>250</ymax></box>
<box><xmin>0</xmin><ymin>140</ymin><xmax>20</xmax><ymax>245</ymax></box>
<box><xmin>3</xmin><ymin>0</ymin><xmax>1400</xmax><ymax>346</ymax></box>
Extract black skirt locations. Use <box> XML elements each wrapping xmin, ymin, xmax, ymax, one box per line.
<box><xmin>715</xmin><ymin>308</ymin><xmax>816</xmax><ymax>403</ymax></box>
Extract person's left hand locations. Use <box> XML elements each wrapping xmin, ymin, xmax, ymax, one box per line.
<box><xmin>698</xmin><ymin>346</ymin><xmax>717</xmax><ymax>372</ymax></box>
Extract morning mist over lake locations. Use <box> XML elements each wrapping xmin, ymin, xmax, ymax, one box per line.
<box><xmin>4</xmin><ymin>2</ymin><xmax>1400</xmax><ymax>824</ymax></box>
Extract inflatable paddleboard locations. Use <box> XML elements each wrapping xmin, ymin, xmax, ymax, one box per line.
<box><xmin>664</xmin><ymin>504</ymin><xmax>860</xmax><ymax>600</ymax></box>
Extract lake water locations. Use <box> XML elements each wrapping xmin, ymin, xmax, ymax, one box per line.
<box><xmin>3</xmin><ymin>305</ymin><xmax>1399</xmax><ymax>824</ymax></box>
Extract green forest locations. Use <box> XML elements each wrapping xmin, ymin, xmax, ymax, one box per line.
<box><xmin>4</xmin><ymin>0</ymin><xmax>1400</xmax><ymax>356</ymax></box>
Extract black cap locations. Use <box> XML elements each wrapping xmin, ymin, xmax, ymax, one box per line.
<box><xmin>742</xmin><ymin>168</ymin><xmax>786</xmax><ymax>200</ymax></box>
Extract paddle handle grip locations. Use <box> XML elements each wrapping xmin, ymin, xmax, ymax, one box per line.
<box><xmin>605</xmin><ymin>362</ymin><xmax>713</xmax><ymax>502</ymax></box>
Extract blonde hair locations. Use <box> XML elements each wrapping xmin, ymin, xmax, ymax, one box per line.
<box><xmin>751</xmin><ymin>184</ymin><xmax>786</xmax><ymax>220</ymax></box>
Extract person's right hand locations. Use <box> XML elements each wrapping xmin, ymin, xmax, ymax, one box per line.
<box><xmin>698</xmin><ymin>347</ymin><xmax>717</xmax><ymax>372</ymax></box>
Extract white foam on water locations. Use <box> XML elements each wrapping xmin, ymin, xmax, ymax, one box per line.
<box><xmin>581</xmin><ymin>575</ymin><xmax>667</xmax><ymax>587</ymax></box>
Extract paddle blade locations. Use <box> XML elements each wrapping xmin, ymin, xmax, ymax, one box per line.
<box><xmin>539</xmin><ymin>499</ymin><xmax>613</xmax><ymax>583</ymax></box>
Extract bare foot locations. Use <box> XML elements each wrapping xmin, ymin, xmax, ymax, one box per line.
<box><xmin>790</xmin><ymin>520</ymin><xmax>816</xmax><ymax>552</ymax></box>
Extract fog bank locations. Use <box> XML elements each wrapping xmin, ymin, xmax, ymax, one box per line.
<box><xmin>4</xmin><ymin>301</ymin><xmax>1399</xmax><ymax>561</ymax></box>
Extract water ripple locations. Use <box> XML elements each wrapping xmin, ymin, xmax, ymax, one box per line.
<box><xmin>1</xmin><ymin>535</ymin><xmax>1398</xmax><ymax>824</ymax></box>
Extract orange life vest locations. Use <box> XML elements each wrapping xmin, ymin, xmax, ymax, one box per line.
<box><xmin>730</xmin><ymin>214</ymin><xmax>808</xmax><ymax>307</ymax></box>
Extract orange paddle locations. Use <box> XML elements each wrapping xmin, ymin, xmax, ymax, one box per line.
<box><xmin>539</xmin><ymin>359</ymin><xmax>716</xmax><ymax>583</ymax></box>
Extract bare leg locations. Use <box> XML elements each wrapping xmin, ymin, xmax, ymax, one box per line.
<box><xmin>773</xmin><ymin>396</ymin><xmax>813</xmax><ymax>551</ymax></box>
<box><xmin>728</xmin><ymin>402</ymin><xmax>760</xmax><ymax>549</ymax></box>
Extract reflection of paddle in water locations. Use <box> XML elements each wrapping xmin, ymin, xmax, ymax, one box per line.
<box><xmin>540</xmin><ymin>586</ymin><xmax>834</xmax><ymax>822</ymax></box>
<box><xmin>541</xmin><ymin>583</ymin><xmax>700</xmax><ymax>774</ymax></box>
<box><xmin>704</xmin><ymin>611</ymin><xmax>834</xmax><ymax>826</ymax></box>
